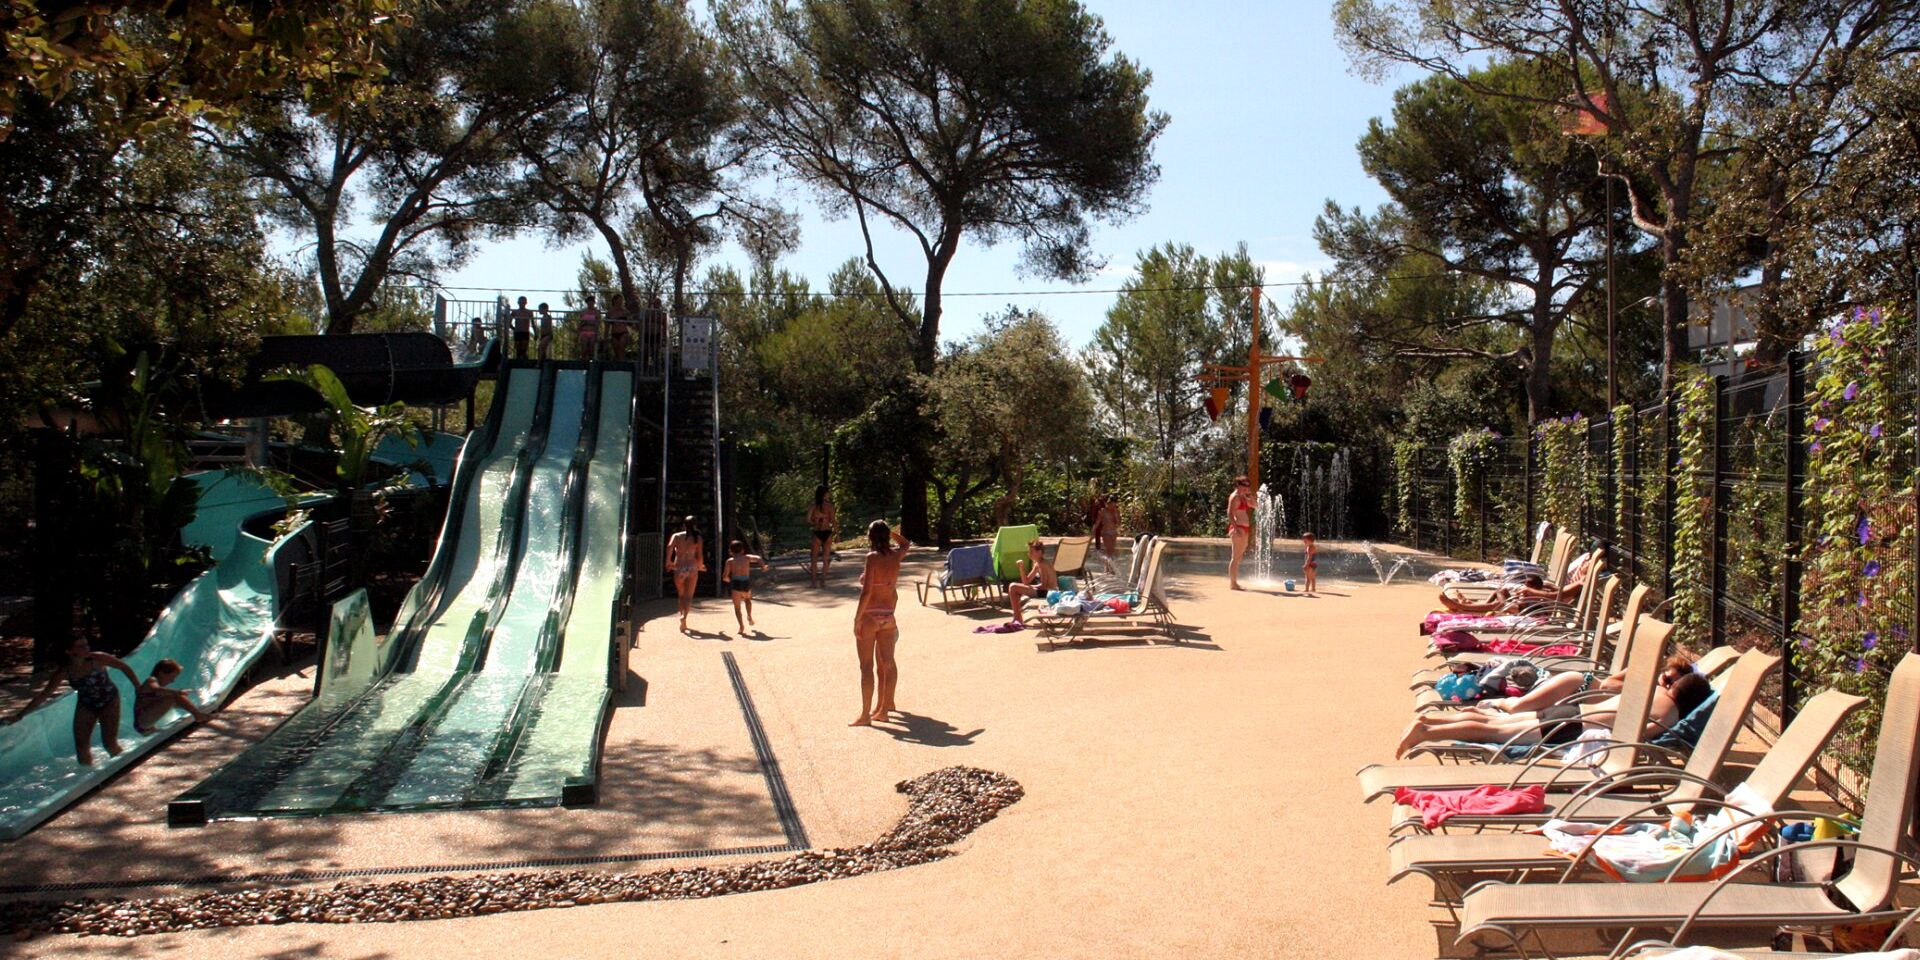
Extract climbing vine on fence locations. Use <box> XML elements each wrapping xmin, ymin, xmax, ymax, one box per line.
<box><xmin>1670</xmin><ymin>373</ymin><xmax>1715</xmax><ymax>638</ymax></box>
<box><xmin>1392</xmin><ymin>439</ymin><xmax>1417</xmax><ymax>537</ymax></box>
<box><xmin>1802</xmin><ymin>306</ymin><xmax>1918</xmax><ymax>762</ymax></box>
<box><xmin>1613</xmin><ymin>404</ymin><xmax>1634</xmax><ymax>545</ymax></box>
<box><xmin>1535</xmin><ymin>415</ymin><xmax>1589</xmax><ymax>540</ymax></box>
<box><xmin>1448</xmin><ymin>428</ymin><xmax>1500</xmax><ymax>544</ymax></box>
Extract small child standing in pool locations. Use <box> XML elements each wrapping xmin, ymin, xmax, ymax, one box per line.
<box><xmin>725</xmin><ymin>540</ymin><xmax>767</xmax><ymax>633</ymax></box>
<box><xmin>1301</xmin><ymin>532</ymin><xmax>1319</xmax><ymax>596</ymax></box>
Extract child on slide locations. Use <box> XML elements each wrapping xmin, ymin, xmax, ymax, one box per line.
<box><xmin>134</xmin><ymin>659</ymin><xmax>211</xmax><ymax>734</ymax></box>
<box><xmin>725</xmin><ymin>540</ymin><xmax>767</xmax><ymax>633</ymax></box>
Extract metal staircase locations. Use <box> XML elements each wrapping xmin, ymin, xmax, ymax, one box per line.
<box><xmin>660</xmin><ymin>321</ymin><xmax>724</xmax><ymax>598</ymax></box>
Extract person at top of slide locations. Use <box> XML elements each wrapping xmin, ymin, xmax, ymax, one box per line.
<box><xmin>851</xmin><ymin>520</ymin><xmax>911</xmax><ymax>726</ymax></box>
<box><xmin>576</xmin><ymin>295</ymin><xmax>601</xmax><ymax>360</ymax></box>
<box><xmin>1226</xmin><ymin>476</ymin><xmax>1255</xmax><ymax>591</ymax></box>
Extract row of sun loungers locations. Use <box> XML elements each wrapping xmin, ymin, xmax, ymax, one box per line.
<box><xmin>917</xmin><ymin>533</ymin><xmax>1180</xmax><ymax>645</ymax></box>
<box><xmin>1370</xmin><ymin>525</ymin><xmax>1920</xmax><ymax>958</ymax></box>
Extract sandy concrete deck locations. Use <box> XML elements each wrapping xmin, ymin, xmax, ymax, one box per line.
<box><xmin>3</xmin><ymin>542</ymin><xmax>1735</xmax><ymax>958</ymax></box>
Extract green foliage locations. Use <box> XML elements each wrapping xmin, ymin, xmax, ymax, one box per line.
<box><xmin>68</xmin><ymin>346</ymin><xmax>209</xmax><ymax>649</ymax></box>
<box><xmin>271</xmin><ymin>364</ymin><xmax>421</xmax><ymax>492</ymax></box>
<box><xmin>1533</xmin><ymin>414</ymin><xmax>1591</xmax><ymax>540</ymax></box>
<box><xmin>1447</xmin><ymin>427</ymin><xmax>1499</xmax><ymax>536</ymax></box>
<box><xmin>1392</xmin><ymin>439</ymin><xmax>1418</xmax><ymax>536</ymax></box>
<box><xmin>927</xmin><ymin>308</ymin><xmax>1094</xmax><ymax>533</ymax></box>
<box><xmin>1801</xmin><ymin>307</ymin><xmax>1917</xmax><ymax>763</ymax></box>
<box><xmin>1670</xmin><ymin>373</ymin><xmax>1714</xmax><ymax>637</ymax></box>
<box><xmin>1611</xmin><ymin>404</ymin><xmax>1635</xmax><ymax>540</ymax></box>
<box><xmin>1</xmin><ymin>0</ymin><xmax>398</xmax><ymax>140</ymax></box>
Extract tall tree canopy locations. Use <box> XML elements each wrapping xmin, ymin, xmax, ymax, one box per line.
<box><xmin>209</xmin><ymin>0</ymin><xmax>578</xmax><ymax>333</ymax></box>
<box><xmin>1333</xmin><ymin>0</ymin><xmax>1916</xmax><ymax>392</ymax></box>
<box><xmin>1315</xmin><ymin>63</ymin><xmax>1630</xmax><ymax>422</ymax></box>
<box><xmin>718</xmin><ymin>0</ymin><xmax>1166</xmax><ymax>539</ymax></box>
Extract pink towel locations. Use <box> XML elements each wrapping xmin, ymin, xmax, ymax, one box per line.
<box><xmin>972</xmin><ymin>621</ymin><xmax>1026</xmax><ymax>634</ymax></box>
<box><xmin>1431</xmin><ymin>631</ymin><xmax>1579</xmax><ymax>657</ymax></box>
<box><xmin>1393</xmin><ymin>784</ymin><xmax>1548</xmax><ymax>829</ymax></box>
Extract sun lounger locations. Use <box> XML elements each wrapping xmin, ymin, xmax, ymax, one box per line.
<box><xmin>916</xmin><ymin>543</ymin><xmax>996</xmax><ymax>611</ymax></box>
<box><xmin>1444</xmin><ymin>530</ymin><xmax>1576</xmax><ymax>600</ymax></box>
<box><xmin>1385</xmin><ymin>681</ymin><xmax>1865</xmax><ymax>910</ymax></box>
<box><xmin>1029</xmin><ymin>539</ymin><xmax>1177</xmax><ymax>645</ymax></box>
<box><xmin>1051</xmin><ymin>536</ymin><xmax>1091</xmax><ymax>579</ymax></box>
<box><xmin>1355</xmin><ymin>615</ymin><xmax>1675</xmax><ymax>800</ymax></box>
<box><xmin>1411</xmin><ymin>580</ymin><xmax>1634</xmax><ymax>694</ymax></box>
<box><xmin>990</xmin><ymin>524</ymin><xmax>1042</xmax><ymax>583</ymax></box>
<box><xmin>1452</xmin><ymin>652</ymin><xmax>1920</xmax><ymax>960</ymax></box>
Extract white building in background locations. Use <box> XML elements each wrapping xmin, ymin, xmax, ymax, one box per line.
<box><xmin>1687</xmin><ymin>282</ymin><xmax>1762</xmax><ymax>378</ymax></box>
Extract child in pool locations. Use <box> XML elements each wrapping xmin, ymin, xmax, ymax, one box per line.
<box><xmin>1302</xmin><ymin>531</ymin><xmax>1319</xmax><ymax>596</ymax></box>
<box><xmin>134</xmin><ymin>659</ymin><xmax>210</xmax><ymax>734</ymax></box>
<box><xmin>725</xmin><ymin>540</ymin><xmax>767</xmax><ymax>633</ymax></box>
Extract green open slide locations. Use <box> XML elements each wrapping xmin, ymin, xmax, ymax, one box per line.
<box><xmin>172</xmin><ymin>362</ymin><xmax>637</xmax><ymax>821</ymax></box>
<box><xmin>0</xmin><ymin>472</ymin><xmax>322</xmax><ymax>840</ymax></box>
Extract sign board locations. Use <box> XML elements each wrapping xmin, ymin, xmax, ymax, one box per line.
<box><xmin>680</xmin><ymin>316</ymin><xmax>715</xmax><ymax>373</ymax></box>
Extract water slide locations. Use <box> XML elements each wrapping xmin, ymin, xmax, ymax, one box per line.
<box><xmin>174</xmin><ymin>363</ymin><xmax>635</xmax><ymax>820</ymax></box>
<box><xmin>0</xmin><ymin>473</ymin><xmax>322</xmax><ymax>840</ymax></box>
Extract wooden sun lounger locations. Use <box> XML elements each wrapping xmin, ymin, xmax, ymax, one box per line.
<box><xmin>1451</xmin><ymin>652</ymin><xmax>1920</xmax><ymax>960</ymax></box>
<box><xmin>1354</xmin><ymin>616</ymin><xmax>1676</xmax><ymax>800</ymax></box>
<box><xmin>1385</xmin><ymin>683</ymin><xmax>1866</xmax><ymax>911</ymax></box>
<box><xmin>1029</xmin><ymin>539</ymin><xmax>1177</xmax><ymax>646</ymax></box>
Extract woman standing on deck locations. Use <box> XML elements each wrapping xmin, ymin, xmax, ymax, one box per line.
<box><xmin>852</xmin><ymin>520</ymin><xmax>910</xmax><ymax>726</ymax></box>
<box><xmin>1226</xmin><ymin>476</ymin><xmax>1254</xmax><ymax>591</ymax></box>
<box><xmin>806</xmin><ymin>485</ymin><xmax>837</xmax><ymax>586</ymax></box>
<box><xmin>666</xmin><ymin>516</ymin><xmax>706</xmax><ymax>633</ymax></box>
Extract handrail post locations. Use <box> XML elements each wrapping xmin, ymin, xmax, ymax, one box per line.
<box><xmin>1782</xmin><ymin>349</ymin><xmax>1806</xmax><ymax>723</ymax></box>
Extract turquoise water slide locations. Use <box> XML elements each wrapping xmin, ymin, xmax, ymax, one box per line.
<box><xmin>174</xmin><ymin>363</ymin><xmax>634</xmax><ymax>819</ymax></box>
<box><xmin>0</xmin><ymin>472</ymin><xmax>321</xmax><ymax>840</ymax></box>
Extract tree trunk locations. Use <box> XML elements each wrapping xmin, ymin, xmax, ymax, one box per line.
<box><xmin>1658</xmin><ymin>251</ymin><xmax>1690</xmax><ymax>396</ymax></box>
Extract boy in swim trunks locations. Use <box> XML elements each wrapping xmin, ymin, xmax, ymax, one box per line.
<box><xmin>1006</xmin><ymin>538</ymin><xmax>1061</xmax><ymax>626</ymax></box>
<box><xmin>134</xmin><ymin>658</ymin><xmax>210</xmax><ymax>733</ymax></box>
<box><xmin>724</xmin><ymin>540</ymin><xmax>767</xmax><ymax>634</ymax></box>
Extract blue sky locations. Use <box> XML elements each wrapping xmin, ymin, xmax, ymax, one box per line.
<box><xmin>436</xmin><ymin>0</ymin><xmax>1406</xmax><ymax>348</ymax></box>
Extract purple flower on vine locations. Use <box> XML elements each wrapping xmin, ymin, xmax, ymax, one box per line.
<box><xmin>1814</xmin><ymin>418</ymin><xmax>1831</xmax><ymax>433</ymax></box>
<box><xmin>1859</xmin><ymin>591</ymin><xmax>1870</xmax><ymax>608</ymax></box>
<box><xmin>1810</xmin><ymin>441</ymin><xmax>1823</xmax><ymax>453</ymax></box>
<box><xmin>1865</xmin><ymin>631</ymin><xmax>1879</xmax><ymax>650</ymax></box>
<box><xmin>1845</xmin><ymin>382</ymin><xmax>1860</xmax><ymax>401</ymax></box>
<box><xmin>1854</xmin><ymin>658</ymin><xmax>1869</xmax><ymax>673</ymax></box>
<box><xmin>1896</xmin><ymin>625</ymin><xmax>1910</xmax><ymax>640</ymax></box>
<box><xmin>1800</xmin><ymin>637</ymin><xmax>1813</xmax><ymax>650</ymax></box>
<box><xmin>1870</xmin><ymin>423</ymin><xmax>1883</xmax><ymax>438</ymax></box>
<box><xmin>1859</xmin><ymin>517</ymin><xmax>1872</xmax><ymax>545</ymax></box>
<box><xmin>1865</xmin><ymin>560</ymin><xmax>1883</xmax><ymax>577</ymax></box>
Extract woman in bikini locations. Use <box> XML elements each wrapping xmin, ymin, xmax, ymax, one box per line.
<box><xmin>1394</xmin><ymin>655</ymin><xmax>1708</xmax><ymax>759</ymax></box>
<box><xmin>851</xmin><ymin>520</ymin><xmax>911</xmax><ymax>726</ymax></box>
<box><xmin>806</xmin><ymin>485</ymin><xmax>837</xmax><ymax>586</ymax></box>
<box><xmin>665</xmin><ymin>515</ymin><xmax>706</xmax><ymax>633</ymax></box>
<box><xmin>1226</xmin><ymin>476</ymin><xmax>1255</xmax><ymax>591</ymax></box>
<box><xmin>576</xmin><ymin>295</ymin><xmax>601</xmax><ymax>360</ymax></box>
<box><xmin>8</xmin><ymin>636</ymin><xmax>140</xmax><ymax>765</ymax></box>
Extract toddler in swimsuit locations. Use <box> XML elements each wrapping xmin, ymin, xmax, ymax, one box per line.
<box><xmin>1301</xmin><ymin>531</ymin><xmax>1319</xmax><ymax>596</ymax></box>
<box><xmin>725</xmin><ymin>540</ymin><xmax>767</xmax><ymax>633</ymax></box>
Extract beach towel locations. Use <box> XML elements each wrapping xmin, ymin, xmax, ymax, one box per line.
<box><xmin>973</xmin><ymin>621</ymin><xmax>1026</xmax><ymax>634</ymax></box>
<box><xmin>1431</xmin><ymin>632</ymin><xmax>1580</xmax><ymax>657</ymax></box>
<box><xmin>1392</xmin><ymin>784</ymin><xmax>1547</xmax><ymax>829</ymax></box>
<box><xmin>1541</xmin><ymin>784</ymin><xmax>1773</xmax><ymax>882</ymax></box>
<box><xmin>1422</xmin><ymin>612</ymin><xmax>1538</xmax><ymax>635</ymax></box>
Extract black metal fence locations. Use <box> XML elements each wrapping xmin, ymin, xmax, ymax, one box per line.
<box><xmin>1398</xmin><ymin>347</ymin><xmax>1918</xmax><ymax>733</ymax></box>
